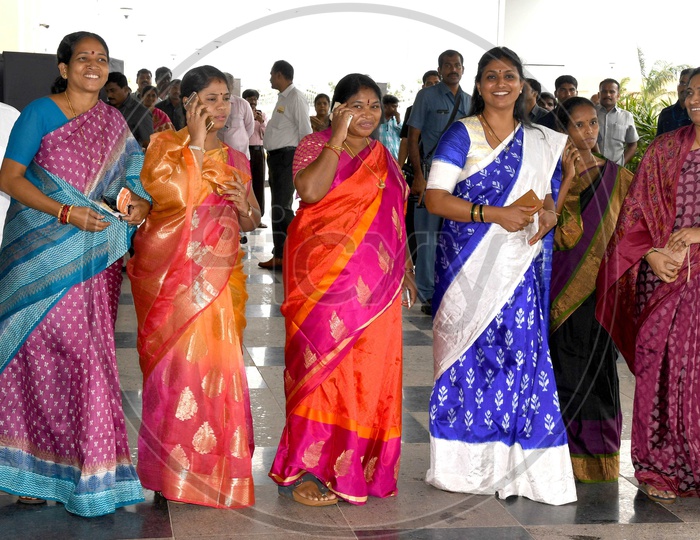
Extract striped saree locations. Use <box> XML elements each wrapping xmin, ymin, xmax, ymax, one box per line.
<box><xmin>269</xmin><ymin>130</ymin><xmax>409</xmax><ymax>504</ymax></box>
<box><xmin>0</xmin><ymin>100</ymin><xmax>147</xmax><ymax>516</ymax></box>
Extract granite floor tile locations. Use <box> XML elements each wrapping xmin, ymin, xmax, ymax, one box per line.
<box><xmin>116</xmin><ymin>347</ymin><xmax>144</xmax><ymax>391</ymax></box>
<box><xmin>402</xmin><ymin>331</ymin><xmax>434</xmax><ymax>347</ymax></box>
<box><xmin>115</xmin><ymin>331</ymin><xmax>137</xmax><ymax>348</ymax></box>
<box><xmin>246</xmin><ymin>366</ymin><xmax>268</xmax><ymax>389</ymax></box>
<box><xmin>249</xmin><ymin>346</ymin><xmax>286</xmax><ymax>366</ymax></box>
<box><xmin>500</xmin><ymin>478</ymin><xmax>681</xmax><ymax>525</ymax></box>
<box><xmin>403</xmin><ymin>386</ymin><xmax>433</xmax><ymax>412</ymax></box>
<box><xmin>247</xmin><ymin>304</ymin><xmax>283</xmax><ymax>318</ymax></box>
<box><xmin>527</xmin><ymin>522</ymin><xmax>700</xmax><ymax>539</ymax></box>
<box><xmin>354</xmin><ymin>527</ymin><xmax>532</xmax><ymax>539</ymax></box>
<box><xmin>401</xmin><ymin>411</ymin><xmax>430</xmax><ymax>444</ymax></box>
<box><xmin>0</xmin><ymin>490</ymin><xmax>171</xmax><ymax>540</ymax></box>
<box><xmin>168</xmin><ymin>485</ymin><xmax>353</xmax><ymax>538</ymax></box>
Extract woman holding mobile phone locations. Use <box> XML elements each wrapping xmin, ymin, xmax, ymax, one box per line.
<box><xmin>269</xmin><ymin>73</ymin><xmax>416</xmax><ymax>506</ymax></box>
<box><xmin>128</xmin><ymin>65</ymin><xmax>261</xmax><ymax>508</ymax></box>
<box><xmin>422</xmin><ymin>47</ymin><xmax>578</xmax><ymax>505</ymax></box>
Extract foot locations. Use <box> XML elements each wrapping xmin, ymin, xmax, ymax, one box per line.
<box><xmin>258</xmin><ymin>257</ymin><xmax>282</xmax><ymax>269</ymax></box>
<box><xmin>293</xmin><ymin>479</ymin><xmax>337</xmax><ymax>504</ymax></box>
<box><xmin>18</xmin><ymin>496</ymin><xmax>46</xmax><ymax>505</ymax></box>
<box><xmin>240</xmin><ymin>235</ymin><xmax>248</xmax><ymax>245</ymax></box>
<box><xmin>420</xmin><ymin>299</ymin><xmax>432</xmax><ymax>316</ymax></box>
<box><xmin>639</xmin><ymin>483</ymin><xmax>676</xmax><ymax>504</ymax></box>
<box><xmin>257</xmin><ymin>222</ymin><xmax>268</xmax><ymax>228</ymax></box>
<box><xmin>278</xmin><ymin>473</ymin><xmax>338</xmax><ymax>507</ymax></box>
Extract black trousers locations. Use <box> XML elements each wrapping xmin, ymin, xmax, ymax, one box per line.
<box><xmin>266</xmin><ymin>147</ymin><xmax>296</xmax><ymax>258</ymax></box>
<box><xmin>249</xmin><ymin>145</ymin><xmax>266</xmax><ymax>217</ymax></box>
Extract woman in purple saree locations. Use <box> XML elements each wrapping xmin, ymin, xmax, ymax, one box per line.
<box><xmin>596</xmin><ymin>68</ymin><xmax>700</xmax><ymax>504</ymax></box>
<box><xmin>0</xmin><ymin>32</ymin><xmax>150</xmax><ymax>517</ymax></box>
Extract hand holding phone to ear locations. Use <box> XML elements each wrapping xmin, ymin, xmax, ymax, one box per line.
<box><xmin>184</xmin><ymin>92</ymin><xmax>215</xmax><ymax>145</ymax></box>
<box><xmin>329</xmin><ymin>101</ymin><xmax>353</xmax><ymax>141</ymax></box>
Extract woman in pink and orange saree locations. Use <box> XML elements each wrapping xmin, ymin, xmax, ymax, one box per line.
<box><xmin>269</xmin><ymin>73</ymin><xmax>417</xmax><ymax>506</ymax></box>
<box><xmin>596</xmin><ymin>67</ymin><xmax>700</xmax><ymax>504</ymax></box>
<box><xmin>127</xmin><ymin>65</ymin><xmax>261</xmax><ymax>508</ymax></box>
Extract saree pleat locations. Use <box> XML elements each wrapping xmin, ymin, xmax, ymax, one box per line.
<box><xmin>550</xmin><ymin>161</ymin><xmax>632</xmax><ymax>482</ymax></box>
<box><xmin>269</xmin><ymin>131</ymin><xmax>408</xmax><ymax>504</ymax></box>
<box><xmin>128</xmin><ymin>129</ymin><xmax>254</xmax><ymax>507</ymax></box>
<box><xmin>0</xmin><ymin>101</ymin><xmax>146</xmax><ymax>517</ymax></box>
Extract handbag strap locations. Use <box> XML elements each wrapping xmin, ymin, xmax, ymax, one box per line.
<box><xmin>423</xmin><ymin>91</ymin><xmax>463</xmax><ymax>160</ymax></box>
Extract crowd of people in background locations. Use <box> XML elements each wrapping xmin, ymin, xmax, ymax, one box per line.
<box><xmin>0</xmin><ymin>29</ymin><xmax>698</xmax><ymax>518</ymax></box>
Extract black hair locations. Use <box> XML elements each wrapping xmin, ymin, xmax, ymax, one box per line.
<box><xmin>422</xmin><ymin>70</ymin><xmax>439</xmax><ymax>84</ymax></box>
<box><xmin>106</xmin><ymin>71</ymin><xmax>128</xmax><ymax>88</ymax></box>
<box><xmin>53</xmin><ymin>31</ymin><xmax>109</xmax><ymax>93</ymax></box>
<box><xmin>271</xmin><ymin>60</ymin><xmax>294</xmax><ymax>81</ymax></box>
<box><xmin>242</xmin><ymin>88</ymin><xmax>259</xmax><ymax>99</ymax></box>
<box><xmin>686</xmin><ymin>67</ymin><xmax>700</xmax><ymax>89</ymax></box>
<box><xmin>314</xmin><ymin>93</ymin><xmax>330</xmax><ymax>104</ymax></box>
<box><xmin>680</xmin><ymin>68</ymin><xmax>693</xmax><ymax>79</ymax></box>
<box><xmin>525</xmin><ymin>78</ymin><xmax>541</xmax><ymax>96</ymax></box>
<box><xmin>438</xmin><ymin>50</ymin><xmax>464</xmax><ymax>68</ymax></box>
<box><xmin>331</xmin><ymin>73</ymin><xmax>382</xmax><ymax>110</ymax></box>
<box><xmin>468</xmin><ymin>47</ymin><xmax>528</xmax><ymax>125</ymax></box>
<box><xmin>382</xmin><ymin>94</ymin><xmax>399</xmax><ymax>105</ymax></box>
<box><xmin>180</xmin><ymin>65</ymin><xmax>228</xmax><ymax>101</ymax></box>
<box><xmin>539</xmin><ymin>91</ymin><xmax>555</xmax><ymax>103</ymax></box>
<box><xmin>137</xmin><ymin>68</ymin><xmax>151</xmax><ymax>78</ymax></box>
<box><xmin>555</xmin><ymin>75</ymin><xmax>578</xmax><ymax>90</ymax></box>
<box><xmin>140</xmin><ymin>85</ymin><xmax>157</xmax><ymax>96</ymax></box>
<box><xmin>155</xmin><ymin>67</ymin><xmax>172</xmax><ymax>82</ymax></box>
<box><xmin>555</xmin><ymin>96</ymin><xmax>596</xmax><ymax>132</ymax></box>
<box><xmin>599</xmin><ymin>78</ymin><xmax>620</xmax><ymax>91</ymax></box>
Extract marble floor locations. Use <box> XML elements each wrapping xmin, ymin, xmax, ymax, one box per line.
<box><xmin>2</xmin><ymin>218</ymin><xmax>700</xmax><ymax>540</ymax></box>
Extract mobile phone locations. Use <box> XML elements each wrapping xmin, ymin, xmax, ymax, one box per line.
<box><xmin>185</xmin><ymin>91</ymin><xmax>215</xmax><ymax>131</ymax></box>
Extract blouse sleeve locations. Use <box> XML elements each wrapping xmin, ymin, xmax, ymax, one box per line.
<box><xmin>5</xmin><ymin>97</ymin><xmax>67</xmax><ymax>167</ymax></box>
<box><xmin>292</xmin><ymin>131</ymin><xmax>327</xmax><ymax>179</ymax></box>
<box><xmin>426</xmin><ymin>121</ymin><xmax>471</xmax><ymax>193</ymax></box>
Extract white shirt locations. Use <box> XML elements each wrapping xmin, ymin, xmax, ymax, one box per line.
<box><xmin>263</xmin><ymin>83</ymin><xmax>312</xmax><ymax>151</ymax></box>
<box><xmin>218</xmin><ymin>95</ymin><xmax>254</xmax><ymax>158</ymax></box>
<box><xmin>0</xmin><ymin>101</ymin><xmax>21</xmax><ymax>246</ymax></box>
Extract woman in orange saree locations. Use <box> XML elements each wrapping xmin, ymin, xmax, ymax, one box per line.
<box><xmin>269</xmin><ymin>74</ymin><xmax>416</xmax><ymax>506</ymax></box>
<box><xmin>127</xmin><ymin>66</ymin><xmax>261</xmax><ymax>508</ymax></box>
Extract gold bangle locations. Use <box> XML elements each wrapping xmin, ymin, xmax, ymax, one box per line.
<box><xmin>65</xmin><ymin>205</ymin><xmax>73</xmax><ymax>224</ymax></box>
<box><xmin>643</xmin><ymin>247</ymin><xmax>658</xmax><ymax>260</ymax></box>
<box><xmin>324</xmin><ymin>142</ymin><xmax>343</xmax><ymax>153</ymax></box>
<box><xmin>57</xmin><ymin>204</ymin><xmax>66</xmax><ymax>220</ymax></box>
<box><xmin>246</xmin><ymin>204</ymin><xmax>253</xmax><ymax>218</ymax></box>
<box><xmin>479</xmin><ymin>204</ymin><xmax>485</xmax><ymax>223</ymax></box>
<box><xmin>189</xmin><ymin>145</ymin><xmax>204</xmax><ymax>152</ymax></box>
<box><xmin>470</xmin><ymin>204</ymin><xmax>477</xmax><ymax>222</ymax></box>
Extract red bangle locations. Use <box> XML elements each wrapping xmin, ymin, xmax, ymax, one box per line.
<box><xmin>59</xmin><ymin>204</ymin><xmax>70</xmax><ymax>224</ymax></box>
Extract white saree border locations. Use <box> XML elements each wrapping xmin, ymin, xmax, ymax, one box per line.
<box><xmin>427</xmin><ymin>437</ymin><xmax>577</xmax><ymax>505</ymax></box>
<box><xmin>432</xmin><ymin>124</ymin><xmax>567</xmax><ymax>381</ymax></box>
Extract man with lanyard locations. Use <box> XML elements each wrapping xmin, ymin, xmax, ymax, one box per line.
<box><xmin>407</xmin><ymin>50</ymin><xmax>471</xmax><ymax>315</ymax></box>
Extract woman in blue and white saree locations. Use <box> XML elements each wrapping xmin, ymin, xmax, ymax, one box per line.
<box><xmin>423</xmin><ymin>47</ymin><xmax>577</xmax><ymax>505</ymax></box>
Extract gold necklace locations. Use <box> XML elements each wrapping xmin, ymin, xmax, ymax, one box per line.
<box><xmin>64</xmin><ymin>90</ymin><xmax>104</xmax><ymax>166</ymax></box>
<box><xmin>343</xmin><ymin>138</ymin><xmax>386</xmax><ymax>189</ymax></box>
<box><xmin>479</xmin><ymin>114</ymin><xmax>516</xmax><ymax>148</ymax></box>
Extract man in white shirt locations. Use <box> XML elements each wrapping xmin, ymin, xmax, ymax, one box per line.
<box><xmin>0</xmin><ymin>101</ymin><xmax>21</xmax><ymax>246</ymax></box>
<box><xmin>218</xmin><ymin>73</ymin><xmax>255</xmax><ymax>158</ymax></box>
<box><xmin>260</xmin><ymin>60</ymin><xmax>312</xmax><ymax>269</ymax></box>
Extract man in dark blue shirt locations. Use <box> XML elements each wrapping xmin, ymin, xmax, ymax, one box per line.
<box><xmin>407</xmin><ymin>50</ymin><xmax>471</xmax><ymax>315</ymax></box>
<box><xmin>656</xmin><ymin>68</ymin><xmax>692</xmax><ymax>137</ymax></box>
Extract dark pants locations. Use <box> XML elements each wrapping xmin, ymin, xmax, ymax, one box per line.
<box><xmin>266</xmin><ymin>147</ymin><xmax>296</xmax><ymax>258</ymax></box>
<box><xmin>249</xmin><ymin>145</ymin><xmax>266</xmax><ymax>217</ymax></box>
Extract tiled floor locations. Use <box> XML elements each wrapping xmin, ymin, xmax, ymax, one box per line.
<box><xmin>2</xmin><ymin>214</ymin><xmax>700</xmax><ymax>539</ymax></box>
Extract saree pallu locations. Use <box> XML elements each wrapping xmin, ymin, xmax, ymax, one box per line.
<box><xmin>127</xmin><ymin>129</ymin><xmax>254</xmax><ymax>507</ymax></box>
<box><xmin>597</xmin><ymin>125</ymin><xmax>700</xmax><ymax>497</ymax></box>
<box><xmin>427</xmin><ymin>119</ymin><xmax>576</xmax><ymax>505</ymax></box>
<box><xmin>550</xmin><ymin>161</ymin><xmax>632</xmax><ymax>482</ymax></box>
<box><xmin>0</xmin><ymin>101</ymin><xmax>148</xmax><ymax>516</ymax></box>
<box><xmin>269</xmin><ymin>132</ymin><xmax>408</xmax><ymax>504</ymax></box>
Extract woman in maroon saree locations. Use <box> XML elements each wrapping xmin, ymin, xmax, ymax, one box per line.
<box><xmin>596</xmin><ymin>67</ymin><xmax>700</xmax><ymax>503</ymax></box>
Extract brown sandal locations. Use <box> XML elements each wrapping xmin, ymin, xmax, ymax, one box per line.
<box><xmin>18</xmin><ymin>496</ymin><xmax>46</xmax><ymax>505</ymax></box>
<box><xmin>639</xmin><ymin>483</ymin><xmax>676</xmax><ymax>504</ymax></box>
